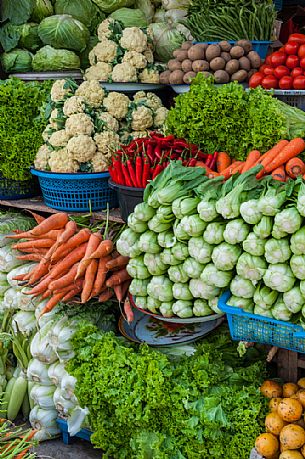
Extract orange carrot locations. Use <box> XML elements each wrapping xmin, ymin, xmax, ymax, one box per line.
<box><xmin>26</xmin><ymin>211</ymin><xmax>45</xmax><ymax>224</ymax></box>
<box><xmin>12</xmin><ymin>239</ymin><xmax>54</xmax><ymax>250</ymax></box>
<box><xmin>7</xmin><ymin>229</ymin><xmax>64</xmax><ymax>241</ymax></box>
<box><xmin>75</xmin><ymin>233</ymin><xmax>102</xmax><ymax>280</ymax></box>
<box><xmin>220</xmin><ymin>161</ymin><xmax>244</xmax><ymax>180</ymax></box>
<box><xmin>264</xmin><ymin>138</ymin><xmax>305</xmax><ymax>174</ymax></box>
<box><xmin>106</xmin><ymin>268</ymin><xmax>131</xmax><ymax>287</ymax></box>
<box><xmin>16</xmin><ymin>254</ymin><xmax>43</xmax><ymax>262</ymax></box>
<box><xmin>241</xmin><ymin>150</ymin><xmax>261</xmax><ymax>173</ymax></box>
<box><xmin>15</xmin><ymin>247</ymin><xmax>48</xmax><ymax>254</ymax></box>
<box><xmin>48</xmin><ymin>243</ymin><xmax>87</xmax><ymax>280</ymax></box>
<box><xmin>12</xmin><ymin>274</ymin><xmax>27</xmax><ymax>281</ymax></box>
<box><xmin>39</xmin><ymin>291</ymin><xmax>67</xmax><ymax>316</ymax></box>
<box><xmin>29</xmin><ymin>212</ymin><xmax>69</xmax><ymax>237</ymax></box>
<box><xmin>91</xmin><ymin>255</ymin><xmax>112</xmax><ymax>297</ymax></box>
<box><xmin>28</xmin><ymin>257</ymin><xmax>51</xmax><ymax>284</ymax></box>
<box><xmin>62</xmin><ymin>283</ymin><xmax>83</xmax><ymax>302</ymax></box>
<box><xmin>285</xmin><ymin>157</ymin><xmax>305</xmax><ymax>178</ymax></box>
<box><xmin>46</xmin><ymin>221</ymin><xmax>78</xmax><ymax>260</ymax></box>
<box><xmin>51</xmin><ymin>228</ymin><xmax>91</xmax><ymax>262</ymax></box>
<box><xmin>124</xmin><ymin>297</ymin><xmax>134</xmax><ymax>324</ymax></box>
<box><xmin>48</xmin><ymin>264</ymin><xmax>79</xmax><ymax>292</ymax></box>
<box><xmin>81</xmin><ymin>259</ymin><xmax>99</xmax><ymax>303</ymax></box>
<box><xmin>255</xmin><ymin>140</ymin><xmax>290</xmax><ymax>178</ymax></box>
<box><xmin>89</xmin><ymin>240</ymin><xmax>114</xmax><ymax>260</ymax></box>
<box><xmin>106</xmin><ymin>255</ymin><xmax>129</xmax><ymax>271</ymax></box>
<box><xmin>113</xmin><ymin>280</ymin><xmax>131</xmax><ymax>302</ymax></box>
<box><xmin>98</xmin><ymin>289</ymin><xmax>114</xmax><ymax>302</ymax></box>
<box><xmin>271</xmin><ymin>166</ymin><xmax>286</xmax><ymax>181</ymax></box>
<box><xmin>41</xmin><ymin>289</ymin><xmax>52</xmax><ymax>299</ymax></box>
<box><xmin>216</xmin><ymin>152</ymin><xmax>231</xmax><ymax>172</ymax></box>
<box><xmin>195</xmin><ymin>161</ymin><xmax>220</xmax><ymax>178</ymax></box>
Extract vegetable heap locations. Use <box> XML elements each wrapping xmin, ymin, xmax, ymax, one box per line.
<box><xmin>68</xmin><ymin>323</ymin><xmax>267</xmax><ymax>459</ymax></box>
<box><xmin>9</xmin><ymin>212</ymin><xmax>131</xmax><ymax>313</ymax></box>
<box><xmin>255</xmin><ymin>379</ymin><xmax>305</xmax><ymax>459</ymax></box>
<box><xmin>109</xmin><ymin>132</ymin><xmax>217</xmax><ymax>188</ymax></box>
<box><xmin>34</xmin><ymin>79</ymin><xmax>168</xmax><ymax>173</ymax></box>
<box><xmin>165</xmin><ymin>74</ymin><xmax>305</xmax><ymax>161</ymax></box>
<box><xmin>0</xmin><ymin>419</ymin><xmax>36</xmax><ymax>458</ymax></box>
<box><xmin>84</xmin><ymin>18</ymin><xmax>162</xmax><ymax>83</ymax></box>
<box><xmin>250</xmin><ymin>33</ymin><xmax>305</xmax><ymax>91</ymax></box>
<box><xmin>160</xmin><ymin>39</ymin><xmax>261</xmax><ymax>85</ymax></box>
<box><xmin>0</xmin><ymin>78</ymin><xmax>50</xmax><ymax>181</ymax></box>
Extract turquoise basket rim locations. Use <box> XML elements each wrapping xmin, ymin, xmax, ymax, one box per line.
<box><xmin>30</xmin><ymin>167</ymin><xmax>110</xmax><ymax>180</ymax></box>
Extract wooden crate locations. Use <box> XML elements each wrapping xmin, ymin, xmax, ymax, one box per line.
<box><xmin>274</xmin><ymin>349</ymin><xmax>305</xmax><ymax>382</ymax></box>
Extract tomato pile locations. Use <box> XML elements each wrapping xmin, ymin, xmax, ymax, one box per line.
<box><xmin>249</xmin><ymin>33</ymin><xmax>305</xmax><ymax>90</ymax></box>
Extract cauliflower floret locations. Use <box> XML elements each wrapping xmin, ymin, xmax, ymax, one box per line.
<box><xmin>123</xmin><ymin>51</ymin><xmax>147</xmax><ymax>69</ymax></box>
<box><xmin>112</xmin><ymin>62</ymin><xmax>137</xmax><ymax>83</ymax></box>
<box><xmin>49</xmin><ymin>109</ymin><xmax>59</xmax><ymax>129</ymax></box>
<box><xmin>94</xmin><ymin>131</ymin><xmax>120</xmax><ymax>156</ymax></box>
<box><xmin>131</xmin><ymin>106</ymin><xmax>153</xmax><ymax>131</ymax></box>
<box><xmin>84</xmin><ymin>62</ymin><xmax>112</xmax><ymax>83</ymax></box>
<box><xmin>96</xmin><ymin>112</ymin><xmax>119</xmax><ymax>132</ymax></box>
<box><xmin>34</xmin><ymin>145</ymin><xmax>51</xmax><ymax>171</ymax></box>
<box><xmin>154</xmin><ymin>107</ymin><xmax>168</xmax><ymax>128</ymax></box>
<box><xmin>89</xmin><ymin>40</ymin><xmax>118</xmax><ymax>65</ymax></box>
<box><xmin>103</xmin><ymin>92</ymin><xmax>130</xmax><ymax>120</ymax></box>
<box><xmin>139</xmin><ymin>67</ymin><xmax>160</xmax><ymax>84</ymax></box>
<box><xmin>130</xmin><ymin>130</ymin><xmax>149</xmax><ymax>139</ymax></box>
<box><xmin>48</xmin><ymin>129</ymin><xmax>71</xmax><ymax>148</ymax></box>
<box><xmin>50</xmin><ymin>79</ymin><xmax>73</xmax><ymax>103</ymax></box>
<box><xmin>48</xmin><ymin>148</ymin><xmax>79</xmax><ymax>173</ymax></box>
<box><xmin>67</xmin><ymin>135</ymin><xmax>97</xmax><ymax>162</ymax></box>
<box><xmin>143</xmin><ymin>49</ymin><xmax>154</xmax><ymax>64</ymax></box>
<box><xmin>42</xmin><ymin>124</ymin><xmax>53</xmax><ymax>141</ymax></box>
<box><xmin>91</xmin><ymin>154</ymin><xmax>109</xmax><ymax>173</ymax></box>
<box><xmin>120</xmin><ymin>28</ymin><xmax>147</xmax><ymax>53</ymax></box>
<box><xmin>65</xmin><ymin>113</ymin><xmax>94</xmax><ymax>137</ymax></box>
<box><xmin>97</xmin><ymin>18</ymin><xmax>117</xmax><ymax>41</ymax></box>
<box><xmin>133</xmin><ymin>92</ymin><xmax>163</xmax><ymax>111</ymax></box>
<box><xmin>75</xmin><ymin>80</ymin><xmax>106</xmax><ymax>108</ymax></box>
<box><xmin>63</xmin><ymin>96</ymin><xmax>86</xmax><ymax>116</ymax></box>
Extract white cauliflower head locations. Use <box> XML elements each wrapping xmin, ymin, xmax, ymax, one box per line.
<box><xmin>131</xmin><ymin>106</ymin><xmax>153</xmax><ymax>130</ymax></box>
<box><xmin>89</xmin><ymin>40</ymin><xmax>118</xmax><ymax>65</ymax></box>
<box><xmin>123</xmin><ymin>51</ymin><xmax>147</xmax><ymax>69</ymax></box>
<box><xmin>50</xmin><ymin>79</ymin><xmax>73</xmax><ymax>103</ymax></box>
<box><xmin>42</xmin><ymin>124</ymin><xmax>53</xmax><ymax>142</ymax></box>
<box><xmin>96</xmin><ymin>112</ymin><xmax>119</xmax><ymax>132</ymax></box>
<box><xmin>103</xmin><ymin>92</ymin><xmax>130</xmax><ymax>120</ymax></box>
<box><xmin>120</xmin><ymin>28</ymin><xmax>147</xmax><ymax>53</ymax></box>
<box><xmin>48</xmin><ymin>148</ymin><xmax>79</xmax><ymax>173</ymax></box>
<box><xmin>50</xmin><ymin>109</ymin><xmax>59</xmax><ymax>129</ymax></box>
<box><xmin>154</xmin><ymin>107</ymin><xmax>168</xmax><ymax>128</ymax></box>
<box><xmin>63</xmin><ymin>96</ymin><xmax>86</xmax><ymax>116</ymax></box>
<box><xmin>111</xmin><ymin>62</ymin><xmax>137</xmax><ymax>83</ymax></box>
<box><xmin>94</xmin><ymin>131</ymin><xmax>120</xmax><ymax>156</ymax></box>
<box><xmin>75</xmin><ymin>80</ymin><xmax>106</xmax><ymax>108</ymax></box>
<box><xmin>91</xmin><ymin>154</ymin><xmax>109</xmax><ymax>173</ymax></box>
<box><xmin>97</xmin><ymin>18</ymin><xmax>117</xmax><ymax>41</ymax></box>
<box><xmin>84</xmin><ymin>62</ymin><xmax>112</xmax><ymax>83</ymax></box>
<box><xmin>139</xmin><ymin>67</ymin><xmax>160</xmax><ymax>84</ymax></box>
<box><xmin>48</xmin><ymin>129</ymin><xmax>71</xmax><ymax>148</ymax></box>
<box><xmin>34</xmin><ymin>145</ymin><xmax>51</xmax><ymax>170</ymax></box>
<box><xmin>67</xmin><ymin>135</ymin><xmax>97</xmax><ymax>163</ymax></box>
<box><xmin>65</xmin><ymin>113</ymin><xmax>94</xmax><ymax>137</ymax></box>
<box><xmin>133</xmin><ymin>92</ymin><xmax>163</xmax><ymax>111</ymax></box>
<box><xmin>130</xmin><ymin>130</ymin><xmax>149</xmax><ymax>139</ymax></box>
<box><xmin>143</xmin><ymin>48</ymin><xmax>154</xmax><ymax>64</ymax></box>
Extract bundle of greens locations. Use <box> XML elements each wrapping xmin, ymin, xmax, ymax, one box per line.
<box><xmin>165</xmin><ymin>75</ymin><xmax>305</xmax><ymax>161</ymax></box>
<box><xmin>0</xmin><ymin>78</ymin><xmax>51</xmax><ymax>181</ymax></box>
<box><xmin>68</xmin><ymin>324</ymin><xmax>267</xmax><ymax>459</ymax></box>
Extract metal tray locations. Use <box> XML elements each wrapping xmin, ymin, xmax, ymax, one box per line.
<box><xmin>10</xmin><ymin>71</ymin><xmax>84</xmax><ymax>81</ymax></box>
<box><xmin>100</xmin><ymin>83</ymin><xmax>165</xmax><ymax>92</ymax></box>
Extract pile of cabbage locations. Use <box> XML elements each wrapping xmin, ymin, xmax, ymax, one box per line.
<box><xmin>117</xmin><ymin>162</ymin><xmax>305</xmax><ymax>322</ymax></box>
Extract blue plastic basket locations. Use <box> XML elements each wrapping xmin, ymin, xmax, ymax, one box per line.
<box><xmin>273</xmin><ymin>90</ymin><xmax>305</xmax><ymax>111</ymax></box>
<box><xmin>56</xmin><ymin>418</ymin><xmax>92</xmax><ymax>445</ymax></box>
<box><xmin>194</xmin><ymin>41</ymin><xmax>272</xmax><ymax>60</ymax></box>
<box><xmin>0</xmin><ymin>173</ymin><xmax>40</xmax><ymax>200</ymax></box>
<box><xmin>218</xmin><ymin>291</ymin><xmax>305</xmax><ymax>353</ymax></box>
<box><xmin>30</xmin><ymin>168</ymin><xmax>118</xmax><ymax>212</ymax></box>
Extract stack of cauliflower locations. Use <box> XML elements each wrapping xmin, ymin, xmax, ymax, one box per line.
<box><xmin>84</xmin><ymin>18</ymin><xmax>162</xmax><ymax>84</ymax></box>
<box><xmin>34</xmin><ymin>79</ymin><xmax>168</xmax><ymax>173</ymax></box>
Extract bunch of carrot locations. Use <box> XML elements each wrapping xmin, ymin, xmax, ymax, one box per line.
<box><xmin>0</xmin><ymin>419</ymin><xmax>36</xmax><ymax>459</ymax></box>
<box><xmin>9</xmin><ymin>212</ymin><xmax>131</xmax><ymax>316</ymax></box>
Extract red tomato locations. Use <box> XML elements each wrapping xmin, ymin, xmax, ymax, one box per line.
<box><xmin>299</xmin><ymin>44</ymin><xmax>305</xmax><ymax>58</ymax></box>
<box><xmin>263</xmin><ymin>65</ymin><xmax>275</xmax><ymax>75</ymax></box>
<box><xmin>249</xmin><ymin>72</ymin><xmax>264</xmax><ymax>88</ymax></box>
<box><xmin>284</xmin><ymin>42</ymin><xmax>299</xmax><ymax>55</ymax></box>
<box><xmin>274</xmin><ymin>65</ymin><xmax>290</xmax><ymax>79</ymax></box>
<box><xmin>279</xmin><ymin>75</ymin><xmax>293</xmax><ymax>90</ymax></box>
<box><xmin>289</xmin><ymin>33</ymin><xmax>305</xmax><ymax>44</ymax></box>
<box><xmin>261</xmin><ymin>75</ymin><xmax>278</xmax><ymax>89</ymax></box>
<box><xmin>291</xmin><ymin>67</ymin><xmax>303</xmax><ymax>78</ymax></box>
<box><xmin>265</xmin><ymin>55</ymin><xmax>273</xmax><ymax>65</ymax></box>
<box><xmin>300</xmin><ymin>57</ymin><xmax>305</xmax><ymax>69</ymax></box>
<box><xmin>286</xmin><ymin>55</ymin><xmax>300</xmax><ymax>69</ymax></box>
<box><xmin>293</xmin><ymin>75</ymin><xmax>305</xmax><ymax>89</ymax></box>
<box><xmin>270</xmin><ymin>52</ymin><xmax>287</xmax><ymax>67</ymax></box>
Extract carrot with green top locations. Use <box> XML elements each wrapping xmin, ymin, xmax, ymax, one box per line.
<box><xmin>29</xmin><ymin>212</ymin><xmax>69</xmax><ymax>237</ymax></box>
<box><xmin>255</xmin><ymin>140</ymin><xmax>290</xmax><ymax>178</ymax></box>
<box><xmin>106</xmin><ymin>268</ymin><xmax>131</xmax><ymax>287</ymax></box>
<box><xmin>263</xmin><ymin>138</ymin><xmax>305</xmax><ymax>174</ymax></box>
<box><xmin>91</xmin><ymin>255</ymin><xmax>112</xmax><ymax>297</ymax></box>
<box><xmin>51</xmin><ymin>228</ymin><xmax>91</xmax><ymax>262</ymax></box>
<box><xmin>12</xmin><ymin>239</ymin><xmax>54</xmax><ymax>250</ymax></box>
<box><xmin>81</xmin><ymin>259</ymin><xmax>99</xmax><ymax>303</ymax></box>
<box><xmin>49</xmin><ymin>264</ymin><xmax>79</xmax><ymax>292</ymax></box>
<box><xmin>75</xmin><ymin>233</ymin><xmax>103</xmax><ymax>280</ymax></box>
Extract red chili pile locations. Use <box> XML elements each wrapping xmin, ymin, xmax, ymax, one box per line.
<box><xmin>109</xmin><ymin>132</ymin><xmax>217</xmax><ymax>188</ymax></box>
<box><xmin>249</xmin><ymin>33</ymin><xmax>305</xmax><ymax>90</ymax></box>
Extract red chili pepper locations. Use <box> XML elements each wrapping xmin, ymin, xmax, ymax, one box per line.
<box><xmin>154</xmin><ymin>144</ymin><xmax>162</xmax><ymax>159</ymax></box>
<box><xmin>135</xmin><ymin>156</ymin><xmax>143</xmax><ymax>188</ymax></box>
<box><xmin>113</xmin><ymin>159</ymin><xmax>124</xmax><ymax>185</ymax></box>
<box><xmin>121</xmin><ymin>162</ymin><xmax>133</xmax><ymax>187</ymax></box>
<box><xmin>108</xmin><ymin>164</ymin><xmax>116</xmax><ymax>181</ymax></box>
<box><xmin>152</xmin><ymin>163</ymin><xmax>163</xmax><ymax>179</ymax></box>
<box><xmin>196</xmin><ymin>151</ymin><xmax>208</xmax><ymax>160</ymax></box>
<box><xmin>188</xmin><ymin>158</ymin><xmax>197</xmax><ymax>167</ymax></box>
<box><xmin>210</xmin><ymin>152</ymin><xmax>218</xmax><ymax>171</ymax></box>
<box><xmin>206</xmin><ymin>154</ymin><xmax>213</xmax><ymax>168</ymax></box>
<box><xmin>127</xmin><ymin>159</ymin><xmax>137</xmax><ymax>187</ymax></box>
<box><xmin>142</xmin><ymin>158</ymin><xmax>150</xmax><ymax>187</ymax></box>
<box><xmin>146</xmin><ymin>142</ymin><xmax>155</xmax><ymax>164</ymax></box>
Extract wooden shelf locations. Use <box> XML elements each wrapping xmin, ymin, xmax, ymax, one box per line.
<box><xmin>0</xmin><ymin>197</ymin><xmax>125</xmax><ymax>224</ymax></box>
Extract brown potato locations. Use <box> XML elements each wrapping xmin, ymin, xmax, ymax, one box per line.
<box><xmin>169</xmin><ymin>69</ymin><xmax>185</xmax><ymax>84</ymax></box>
<box><xmin>236</xmin><ymin>39</ymin><xmax>253</xmax><ymax>53</ymax></box>
<box><xmin>175</xmin><ymin>50</ymin><xmax>189</xmax><ymax>62</ymax></box>
<box><xmin>231</xmin><ymin>69</ymin><xmax>248</xmax><ymax>82</ymax></box>
<box><xmin>210</xmin><ymin>57</ymin><xmax>226</xmax><ymax>71</ymax></box>
<box><xmin>173</xmin><ymin>49</ymin><xmax>182</xmax><ymax>58</ymax></box>
<box><xmin>225</xmin><ymin>59</ymin><xmax>240</xmax><ymax>75</ymax></box>
<box><xmin>205</xmin><ymin>44</ymin><xmax>221</xmax><ymax>62</ymax></box>
<box><xmin>168</xmin><ymin>59</ymin><xmax>182</xmax><ymax>71</ymax></box>
<box><xmin>159</xmin><ymin>70</ymin><xmax>171</xmax><ymax>85</ymax></box>
<box><xmin>188</xmin><ymin>44</ymin><xmax>205</xmax><ymax>61</ymax></box>
<box><xmin>239</xmin><ymin>56</ymin><xmax>251</xmax><ymax>71</ymax></box>
<box><xmin>183</xmin><ymin>71</ymin><xmax>196</xmax><ymax>84</ymax></box>
<box><xmin>219</xmin><ymin>40</ymin><xmax>232</xmax><ymax>52</ymax></box>
<box><xmin>248</xmin><ymin>51</ymin><xmax>261</xmax><ymax>69</ymax></box>
<box><xmin>214</xmin><ymin>70</ymin><xmax>230</xmax><ymax>84</ymax></box>
<box><xmin>230</xmin><ymin>45</ymin><xmax>245</xmax><ymax>59</ymax></box>
<box><xmin>221</xmin><ymin>52</ymin><xmax>231</xmax><ymax>63</ymax></box>
<box><xmin>181</xmin><ymin>59</ymin><xmax>193</xmax><ymax>73</ymax></box>
<box><xmin>181</xmin><ymin>41</ymin><xmax>193</xmax><ymax>51</ymax></box>
<box><xmin>192</xmin><ymin>59</ymin><xmax>209</xmax><ymax>72</ymax></box>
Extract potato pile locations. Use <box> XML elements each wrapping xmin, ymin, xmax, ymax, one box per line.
<box><xmin>255</xmin><ymin>379</ymin><xmax>305</xmax><ymax>459</ymax></box>
<box><xmin>160</xmin><ymin>39</ymin><xmax>261</xmax><ymax>85</ymax></box>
